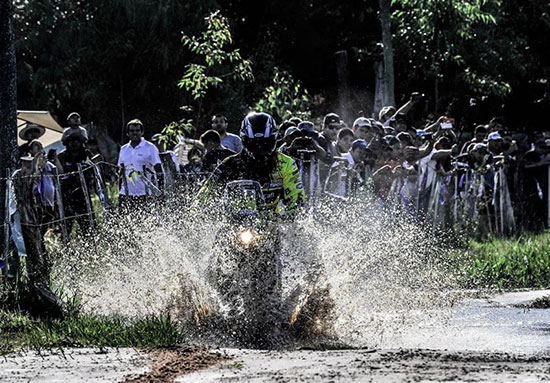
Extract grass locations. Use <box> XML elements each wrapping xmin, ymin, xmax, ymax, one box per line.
<box><xmin>457</xmin><ymin>232</ymin><xmax>550</xmax><ymax>289</ymax></box>
<box><xmin>0</xmin><ymin>308</ymin><xmax>185</xmax><ymax>355</ymax></box>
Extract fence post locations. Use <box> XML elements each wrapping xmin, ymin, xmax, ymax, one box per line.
<box><xmin>142</xmin><ymin>165</ymin><xmax>150</xmax><ymax>196</ymax></box>
<box><xmin>77</xmin><ymin>163</ymin><xmax>95</xmax><ymax>233</ymax></box>
<box><xmin>91</xmin><ymin>155</ymin><xmax>110</xmax><ymax>211</ymax></box>
<box><xmin>120</xmin><ymin>164</ymin><xmax>129</xmax><ymax>201</ymax></box>
<box><xmin>2</xmin><ymin>169</ymin><xmax>11</xmax><ymax>282</ymax></box>
<box><xmin>52</xmin><ymin>166</ymin><xmax>69</xmax><ymax>245</ymax></box>
<box><xmin>547</xmin><ymin>164</ymin><xmax>550</xmax><ymax>229</ymax></box>
<box><xmin>499</xmin><ymin>168</ymin><xmax>505</xmax><ymax>235</ymax></box>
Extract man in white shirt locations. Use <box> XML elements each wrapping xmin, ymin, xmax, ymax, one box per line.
<box><xmin>117</xmin><ymin>119</ymin><xmax>163</xmax><ymax>208</ymax></box>
<box><xmin>211</xmin><ymin>114</ymin><xmax>243</xmax><ymax>153</ymax></box>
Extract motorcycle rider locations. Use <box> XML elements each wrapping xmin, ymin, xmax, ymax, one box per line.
<box><xmin>198</xmin><ymin>112</ymin><xmax>306</xmax><ymax>216</ymax></box>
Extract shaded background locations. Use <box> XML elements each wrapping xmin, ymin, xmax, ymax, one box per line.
<box><xmin>13</xmin><ymin>0</ymin><xmax>550</xmax><ymax>141</ymax></box>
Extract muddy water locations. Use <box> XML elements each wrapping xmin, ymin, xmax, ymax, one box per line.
<box><xmin>391</xmin><ymin>292</ymin><xmax>550</xmax><ymax>354</ymax></box>
<box><xmin>47</xmin><ymin>200</ymin><xmax>547</xmax><ymax>355</ymax></box>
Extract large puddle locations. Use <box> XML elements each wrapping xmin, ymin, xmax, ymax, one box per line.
<box><xmin>48</xmin><ymin>199</ymin><xmax>549</xmax><ymax>353</ymax></box>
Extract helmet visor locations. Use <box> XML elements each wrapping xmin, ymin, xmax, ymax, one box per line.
<box><xmin>242</xmin><ymin>136</ymin><xmax>277</xmax><ymax>157</ymax></box>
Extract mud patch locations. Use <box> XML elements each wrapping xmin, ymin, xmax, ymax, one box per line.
<box><xmin>516</xmin><ymin>295</ymin><xmax>550</xmax><ymax>309</ymax></box>
<box><xmin>125</xmin><ymin>345</ymin><xmax>230</xmax><ymax>383</ymax></box>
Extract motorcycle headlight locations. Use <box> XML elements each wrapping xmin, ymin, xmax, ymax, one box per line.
<box><xmin>238</xmin><ymin>229</ymin><xmax>257</xmax><ymax>247</ymax></box>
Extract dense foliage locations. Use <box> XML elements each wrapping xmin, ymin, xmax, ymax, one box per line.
<box><xmin>13</xmin><ymin>0</ymin><xmax>550</xmax><ymax>141</ymax></box>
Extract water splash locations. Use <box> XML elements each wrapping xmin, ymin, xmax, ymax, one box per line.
<box><xmin>50</xmin><ymin>197</ymin><xmax>463</xmax><ymax>349</ymax></box>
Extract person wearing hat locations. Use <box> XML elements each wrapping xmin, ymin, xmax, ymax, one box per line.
<box><xmin>18</xmin><ymin>124</ymin><xmax>46</xmax><ymax>158</ymax></box>
<box><xmin>62</xmin><ymin>112</ymin><xmax>88</xmax><ymax>145</ymax></box>
<box><xmin>117</xmin><ymin>119</ymin><xmax>164</xmax><ymax>209</ymax></box>
<box><xmin>343</xmin><ymin>139</ymin><xmax>371</xmax><ymax>169</ymax></box>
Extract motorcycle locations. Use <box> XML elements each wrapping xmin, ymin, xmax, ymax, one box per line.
<box><xmin>210</xmin><ymin>180</ymin><xmax>283</xmax><ymax>347</ymax></box>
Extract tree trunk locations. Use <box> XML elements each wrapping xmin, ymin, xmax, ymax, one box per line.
<box><xmin>0</xmin><ymin>0</ymin><xmax>18</xmax><ymax>251</ymax></box>
<box><xmin>379</xmin><ymin>0</ymin><xmax>395</xmax><ymax>107</ymax></box>
<box><xmin>373</xmin><ymin>58</ymin><xmax>386</xmax><ymax>119</ymax></box>
<box><xmin>334</xmin><ymin>50</ymin><xmax>352</xmax><ymax>124</ymax></box>
<box><xmin>119</xmin><ymin>76</ymin><xmax>126</xmax><ymax>144</ymax></box>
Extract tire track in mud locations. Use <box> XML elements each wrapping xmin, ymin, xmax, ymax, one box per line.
<box><xmin>125</xmin><ymin>345</ymin><xmax>230</xmax><ymax>383</ymax></box>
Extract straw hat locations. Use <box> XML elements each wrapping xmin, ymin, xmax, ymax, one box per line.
<box><xmin>19</xmin><ymin>123</ymin><xmax>45</xmax><ymax>141</ymax></box>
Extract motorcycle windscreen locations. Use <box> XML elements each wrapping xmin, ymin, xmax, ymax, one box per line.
<box><xmin>223</xmin><ymin>180</ymin><xmax>266</xmax><ymax>217</ymax></box>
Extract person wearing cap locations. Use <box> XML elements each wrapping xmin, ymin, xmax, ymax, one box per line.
<box><xmin>211</xmin><ymin>114</ymin><xmax>243</xmax><ymax>153</ymax></box>
<box><xmin>117</xmin><ymin>119</ymin><xmax>164</xmax><ymax>209</ymax></box>
<box><xmin>199</xmin><ymin>129</ymin><xmax>236</xmax><ymax>173</ymax></box>
<box><xmin>278</xmin><ymin>126</ymin><xmax>300</xmax><ymax>155</ymax></box>
<box><xmin>57</xmin><ymin>127</ymin><xmax>97</xmax><ymax>234</ymax></box>
<box><xmin>343</xmin><ymin>139</ymin><xmax>370</xmax><ymax>169</ymax></box>
<box><xmin>61</xmin><ymin>112</ymin><xmax>88</xmax><ymax>146</ymax></box>
<box><xmin>461</xmin><ymin>125</ymin><xmax>488</xmax><ymax>154</ymax></box>
<box><xmin>286</xmin><ymin>121</ymin><xmax>327</xmax><ymax>160</ymax></box>
<box><xmin>390</xmin><ymin>112</ymin><xmax>409</xmax><ymax>133</ymax></box>
<box><xmin>352</xmin><ymin>117</ymin><xmax>371</xmax><ymax>141</ymax></box>
<box><xmin>487</xmin><ymin>131</ymin><xmax>504</xmax><ymax>155</ymax></box>
<box><xmin>378</xmin><ymin>106</ymin><xmax>396</xmax><ymax>125</ymax></box>
<box><xmin>314</xmin><ymin>113</ymin><xmax>340</xmax><ymax>185</ymax></box>
<box><xmin>18</xmin><ymin>124</ymin><xmax>46</xmax><ymax>158</ymax></box>
<box><xmin>335</xmin><ymin>128</ymin><xmax>355</xmax><ymax>157</ymax></box>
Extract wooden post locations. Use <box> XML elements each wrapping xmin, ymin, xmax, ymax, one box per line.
<box><xmin>77</xmin><ymin>163</ymin><xmax>95</xmax><ymax>233</ymax></box>
<box><xmin>52</xmin><ymin>166</ymin><xmax>69</xmax><ymax>244</ymax></box>
<box><xmin>547</xmin><ymin>165</ymin><xmax>550</xmax><ymax>228</ymax></box>
<box><xmin>2</xmin><ymin>169</ymin><xmax>11</xmax><ymax>281</ymax></box>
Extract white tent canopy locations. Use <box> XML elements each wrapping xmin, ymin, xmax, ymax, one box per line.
<box><xmin>17</xmin><ymin>110</ymin><xmax>63</xmax><ymax>147</ymax></box>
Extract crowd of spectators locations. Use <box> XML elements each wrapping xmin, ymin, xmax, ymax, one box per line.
<box><xmin>5</xmin><ymin>93</ymin><xmax>550</xmax><ymax>276</ymax></box>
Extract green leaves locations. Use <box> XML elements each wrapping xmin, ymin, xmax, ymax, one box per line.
<box><xmin>178</xmin><ymin>11</ymin><xmax>253</xmax><ymax>101</ymax></box>
<box><xmin>391</xmin><ymin>0</ymin><xmax>510</xmax><ymax>99</ymax></box>
<box><xmin>254</xmin><ymin>70</ymin><xmax>313</xmax><ymax>122</ymax></box>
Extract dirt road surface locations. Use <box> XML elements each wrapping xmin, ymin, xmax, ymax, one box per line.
<box><xmin>176</xmin><ymin>348</ymin><xmax>550</xmax><ymax>382</ymax></box>
<box><xmin>1</xmin><ymin>290</ymin><xmax>549</xmax><ymax>382</ymax></box>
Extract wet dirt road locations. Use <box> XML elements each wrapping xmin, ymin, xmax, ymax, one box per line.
<box><xmin>1</xmin><ymin>290</ymin><xmax>549</xmax><ymax>382</ymax></box>
<box><xmin>177</xmin><ymin>348</ymin><xmax>550</xmax><ymax>382</ymax></box>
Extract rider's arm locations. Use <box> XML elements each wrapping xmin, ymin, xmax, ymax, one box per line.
<box><xmin>193</xmin><ymin>160</ymin><xmax>227</xmax><ymax>205</ymax></box>
<box><xmin>280</xmin><ymin>154</ymin><xmax>306</xmax><ymax>216</ymax></box>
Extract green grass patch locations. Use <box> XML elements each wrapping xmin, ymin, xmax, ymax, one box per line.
<box><xmin>456</xmin><ymin>232</ymin><xmax>550</xmax><ymax>289</ymax></box>
<box><xmin>0</xmin><ymin>309</ymin><xmax>185</xmax><ymax>355</ymax></box>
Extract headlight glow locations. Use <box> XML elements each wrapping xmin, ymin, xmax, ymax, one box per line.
<box><xmin>239</xmin><ymin>229</ymin><xmax>255</xmax><ymax>246</ymax></box>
